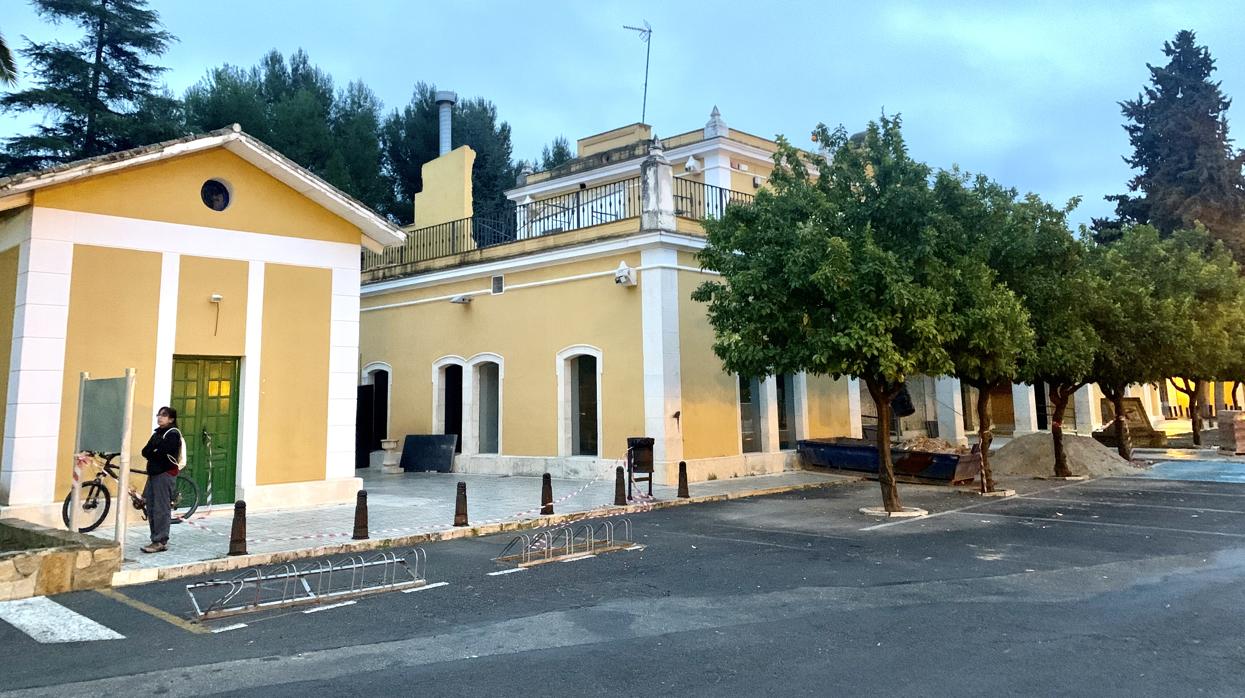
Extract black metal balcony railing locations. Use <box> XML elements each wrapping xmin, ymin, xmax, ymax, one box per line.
<box><xmin>673</xmin><ymin>179</ymin><xmax>754</xmax><ymax>220</ymax></box>
<box><xmin>362</xmin><ymin>177</ymin><xmax>754</xmax><ymax>276</ymax></box>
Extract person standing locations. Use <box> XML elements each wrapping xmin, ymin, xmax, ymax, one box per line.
<box><xmin>139</xmin><ymin>406</ymin><xmax>182</xmax><ymax>553</ymax></box>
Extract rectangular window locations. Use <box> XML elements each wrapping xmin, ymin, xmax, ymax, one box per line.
<box><xmin>777</xmin><ymin>374</ymin><xmax>797</xmax><ymax>449</ymax></box>
<box><xmin>739</xmin><ymin>375</ymin><xmax>762</xmax><ymax>453</ymax></box>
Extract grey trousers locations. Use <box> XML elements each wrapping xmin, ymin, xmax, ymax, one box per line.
<box><xmin>143</xmin><ymin>472</ymin><xmax>176</xmax><ymax>545</ymax></box>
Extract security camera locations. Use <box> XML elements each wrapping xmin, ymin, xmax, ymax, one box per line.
<box><xmin>614</xmin><ymin>262</ymin><xmax>636</xmax><ymax>287</ymax></box>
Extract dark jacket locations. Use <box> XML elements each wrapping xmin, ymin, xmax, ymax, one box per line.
<box><xmin>141</xmin><ymin>426</ymin><xmax>182</xmax><ymax>476</ymax></box>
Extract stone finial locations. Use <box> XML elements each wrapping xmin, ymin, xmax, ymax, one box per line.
<box><xmin>705</xmin><ymin>105</ymin><xmax>728</xmax><ymax>138</ymax></box>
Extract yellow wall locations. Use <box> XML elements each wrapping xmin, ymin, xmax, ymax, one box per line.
<box><xmin>676</xmin><ymin>265</ymin><xmax>741</xmax><ymax>459</ymax></box>
<box><xmin>360</xmin><ymin>256</ymin><xmax>645</xmax><ymax>458</ymax></box>
<box><xmin>56</xmin><ymin>245</ymin><xmax>161</xmax><ymax>497</ymax></box>
<box><xmin>175</xmin><ymin>256</ymin><xmax>248</xmax><ymax>356</ymax></box>
<box><xmin>805</xmin><ymin>375</ymin><xmax>853</xmax><ymax>438</ymax></box>
<box><xmin>0</xmin><ymin>247</ymin><xmax>19</xmax><ymax>446</ymax></box>
<box><xmin>414</xmin><ymin>146</ymin><xmax>475</xmax><ymax>229</ymax></box>
<box><xmin>34</xmin><ymin>149</ymin><xmax>363</xmax><ymax>245</ymax></box>
<box><xmin>578</xmin><ymin>124</ymin><xmax>651</xmax><ymax>158</ymax></box>
<box><xmin>256</xmin><ymin>264</ymin><xmax>331</xmax><ymax>485</ymax></box>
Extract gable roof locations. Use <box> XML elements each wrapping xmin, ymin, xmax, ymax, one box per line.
<box><xmin>0</xmin><ymin>125</ymin><xmax>404</xmax><ymax>251</ymax></box>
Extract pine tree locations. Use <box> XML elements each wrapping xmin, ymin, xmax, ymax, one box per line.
<box><xmin>0</xmin><ymin>0</ymin><xmax>181</xmax><ymax>174</ymax></box>
<box><xmin>1095</xmin><ymin>30</ymin><xmax>1245</xmax><ymax>258</ymax></box>
<box><xmin>379</xmin><ymin>84</ymin><xmax>519</xmax><ymax>225</ymax></box>
<box><xmin>540</xmin><ymin>136</ymin><xmax>573</xmax><ymax>170</ymax></box>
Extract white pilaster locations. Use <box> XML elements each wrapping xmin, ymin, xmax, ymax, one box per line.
<box><xmin>2</xmin><ymin>234</ymin><xmax>72</xmax><ymax>506</ymax></box>
<box><xmin>760</xmin><ymin>376</ymin><xmax>779</xmax><ymax>452</ymax></box>
<box><xmin>794</xmin><ymin>372</ymin><xmax>811</xmax><ymax>442</ymax></box>
<box><xmin>326</xmin><ymin>265</ymin><xmax>360</xmax><ymax>480</ymax></box>
<box><xmin>702</xmin><ymin>151</ymin><xmax>733</xmax><ymax>191</ymax></box>
<box><xmin>1073</xmin><ymin>384</ymin><xmax>1100</xmax><ymax>434</ymax></box>
<box><xmin>151</xmin><ymin>253</ymin><xmax>180</xmax><ymax>422</ymax></box>
<box><xmin>236</xmin><ymin>262</ymin><xmax>264</xmax><ymax>493</ymax></box>
<box><xmin>847</xmin><ymin>377</ymin><xmax>863</xmax><ymax>439</ymax></box>
<box><xmin>934</xmin><ymin>376</ymin><xmax>967</xmax><ymax>445</ymax></box>
<box><xmin>1012</xmin><ymin>383</ymin><xmax>1040</xmax><ymax>435</ymax></box>
<box><xmin>639</xmin><ymin>247</ymin><xmax>682</xmax><ymax>464</ymax></box>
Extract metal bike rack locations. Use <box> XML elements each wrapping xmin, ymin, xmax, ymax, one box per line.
<box><xmin>494</xmin><ymin>517</ymin><xmax>638</xmax><ymax>567</ymax></box>
<box><xmin>186</xmin><ymin>548</ymin><xmax>428</xmax><ymax>620</ymax></box>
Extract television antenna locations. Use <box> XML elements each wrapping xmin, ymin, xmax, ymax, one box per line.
<box><xmin>623</xmin><ymin>21</ymin><xmax>652</xmax><ymax>123</ymax></box>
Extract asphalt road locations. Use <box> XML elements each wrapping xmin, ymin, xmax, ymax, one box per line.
<box><xmin>3</xmin><ymin>475</ymin><xmax>1245</xmax><ymax>697</ymax></box>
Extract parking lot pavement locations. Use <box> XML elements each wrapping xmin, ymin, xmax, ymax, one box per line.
<box><xmin>7</xmin><ymin>474</ymin><xmax>1245</xmax><ymax>696</ymax></box>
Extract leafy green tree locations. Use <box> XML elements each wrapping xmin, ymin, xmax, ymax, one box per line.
<box><xmin>1087</xmin><ymin>226</ymin><xmax>1185</xmax><ymax>460</ymax></box>
<box><xmin>992</xmin><ymin>195</ymin><xmax>1100</xmax><ymax>476</ymax></box>
<box><xmin>540</xmin><ymin>135</ymin><xmax>573</xmax><ymax>170</ymax></box>
<box><xmin>1159</xmin><ymin>228</ymin><xmax>1242</xmax><ymax>445</ymax></box>
<box><xmin>1</xmin><ymin>0</ymin><xmax>181</xmax><ymax>174</ymax></box>
<box><xmin>184</xmin><ymin>50</ymin><xmax>391</xmax><ymax>215</ymax></box>
<box><xmin>933</xmin><ymin>171</ymin><xmax>1033</xmax><ymax>490</ymax></box>
<box><xmin>694</xmin><ymin>116</ymin><xmax>956</xmax><ymax>512</ymax></box>
<box><xmin>379</xmin><ymin>83</ymin><xmax>519</xmax><ymax>225</ymax></box>
<box><xmin>0</xmin><ymin>31</ymin><xmax>17</xmax><ymax>85</ymax></box>
<box><xmin>1095</xmin><ymin>31</ymin><xmax>1245</xmax><ymax>260</ymax></box>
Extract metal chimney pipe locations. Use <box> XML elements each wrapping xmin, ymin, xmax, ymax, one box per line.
<box><xmin>435</xmin><ymin>91</ymin><xmax>457</xmax><ymax>156</ymax></box>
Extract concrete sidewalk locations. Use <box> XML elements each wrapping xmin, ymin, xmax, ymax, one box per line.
<box><xmin>105</xmin><ymin>467</ymin><xmax>861</xmax><ymax>585</ymax></box>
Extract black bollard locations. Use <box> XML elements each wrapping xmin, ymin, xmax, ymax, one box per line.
<box><xmin>541</xmin><ymin>473</ymin><xmax>554</xmax><ymax>515</ymax></box>
<box><xmin>614</xmin><ymin>466</ymin><xmax>627</xmax><ymax>506</ymax></box>
<box><xmin>227</xmin><ymin>500</ymin><xmax>247</xmax><ymax>556</ymax></box>
<box><xmin>352</xmin><ymin>490</ymin><xmax>369</xmax><ymax>540</ymax></box>
<box><xmin>677</xmin><ymin>461</ymin><xmax>690</xmax><ymax>499</ymax></box>
<box><xmin>453</xmin><ymin>481</ymin><xmax>468</xmax><ymax>527</ymax></box>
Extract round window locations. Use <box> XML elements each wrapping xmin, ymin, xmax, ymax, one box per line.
<box><xmin>200</xmin><ymin>179</ymin><xmax>231</xmax><ymax>211</ymax></box>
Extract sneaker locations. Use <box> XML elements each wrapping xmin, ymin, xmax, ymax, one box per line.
<box><xmin>140</xmin><ymin>542</ymin><xmax>167</xmax><ymax>553</ymax></box>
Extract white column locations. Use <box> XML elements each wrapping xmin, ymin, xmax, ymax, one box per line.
<box><xmin>847</xmin><ymin>377</ymin><xmax>863</xmax><ymax>439</ymax></box>
<box><xmin>326</xmin><ymin>265</ymin><xmax>361</xmax><ymax>481</ymax></box>
<box><xmin>2</xmin><ymin>235</ymin><xmax>72</xmax><ymax>506</ymax></box>
<box><xmin>794</xmin><ymin>372</ymin><xmax>811</xmax><ymax>442</ymax></box>
<box><xmin>151</xmin><ymin>253</ymin><xmax>180</xmax><ymax>423</ymax></box>
<box><xmin>1011</xmin><ymin>383</ymin><xmax>1040</xmax><ymax>435</ymax></box>
<box><xmin>639</xmin><ymin>247</ymin><xmax>682</xmax><ymax>464</ymax></box>
<box><xmin>236</xmin><ymin>262</ymin><xmax>264</xmax><ymax>494</ymax></box>
<box><xmin>934</xmin><ymin>376</ymin><xmax>967</xmax><ymax>445</ymax></box>
<box><xmin>759</xmin><ymin>376</ymin><xmax>779</xmax><ymax>452</ymax></box>
<box><xmin>1073</xmin><ymin>384</ymin><xmax>1100</xmax><ymax>434</ymax></box>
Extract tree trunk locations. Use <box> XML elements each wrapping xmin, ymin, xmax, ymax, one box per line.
<box><xmin>1232</xmin><ymin>381</ymin><xmax>1241</xmax><ymax>410</ymax></box>
<box><xmin>1111</xmin><ymin>389</ymin><xmax>1132</xmax><ymax>462</ymax></box>
<box><xmin>975</xmin><ymin>383</ymin><xmax>996</xmax><ymax>493</ymax></box>
<box><xmin>1048</xmin><ymin>385</ymin><xmax>1073</xmax><ymax>478</ymax></box>
<box><xmin>865</xmin><ymin>377</ymin><xmax>903</xmax><ymax>512</ymax></box>
<box><xmin>1190</xmin><ymin>382</ymin><xmax>1203</xmax><ymax>446</ymax></box>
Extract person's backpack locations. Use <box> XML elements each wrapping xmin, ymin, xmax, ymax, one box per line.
<box><xmin>165</xmin><ymin>427</ymin><xmax>188</xmax><ymax>475</ymax></box>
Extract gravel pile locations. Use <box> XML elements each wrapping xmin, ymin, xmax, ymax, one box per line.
<box><xmin>990</xmin><ymin>433</ymin><xmax>1143</xmax><ymax>477</ymax></box>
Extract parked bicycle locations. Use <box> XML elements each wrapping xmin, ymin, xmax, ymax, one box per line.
<box><xmin>61</xmin><ymin>452</ymin><xmax>200</xmax><ymax>533</ymax></box>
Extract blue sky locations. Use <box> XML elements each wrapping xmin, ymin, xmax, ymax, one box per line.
<box><xmin>3</xmin><ymin>0</ymin><xmax>1244</xmax><ymax>226</ymax></box>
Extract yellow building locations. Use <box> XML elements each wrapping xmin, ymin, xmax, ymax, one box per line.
<box><xmin>0</xmin><ymin>126</ymin><xmax>403</xmax><ymax>525</ymax></box>
<box><xmin>360</xmin><ymin>107</ymin><xmax>861</xmax><ymax>485</ymax></box>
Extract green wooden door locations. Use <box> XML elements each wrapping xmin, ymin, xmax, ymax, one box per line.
<box><xmin>171</xmin><ymin>357</ymin><xmax>240</xmax><ymax>505</ymax></box>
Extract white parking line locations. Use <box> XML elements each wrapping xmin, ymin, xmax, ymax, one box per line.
<box><xmin>952</xmin><ymin>511</ymin><xmax>1245</xmax><ymax>538</ymax></box>
<box><xmin>303</xmin><ymin>600</ymin><xmax>356</xmax><ymax>614</ymax></box>
<box><xmin>0</xmin><ymin>597</ymin><xmax>124</xmax><ymax>643</ymax></box>
<box><xmin>1022</xmin><ymin>496</ymin><xmax>1245</xmax><ymax>515</ymax></box>
<box><xmin>212</xmin><ymin>623</ymin><xmax>248</xmax><ymax>633</ymax></box>
<box><xmin>859</xmin><ymin>479</ymin><xmax>1098</xmax><ymax>531</ymax></box>
<box><xmin>402</xmin><ymin>581</ymin><xmax>449</xmax><ymax>593</ymax></box>
<box><xmin>487</xmin><ymin>568</ymin><xmax>526</xmax><ymax>576</ymax></box>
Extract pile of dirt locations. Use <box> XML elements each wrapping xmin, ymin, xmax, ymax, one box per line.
<box><xmin>989</xmin><ymin>433</ymin><xmax>1142</xmax><ymax>477</ymax></box>
<box><xmin>897</xmin><ymin>436</ymin><xmax>972</xmax><ymax>454</ymax></box>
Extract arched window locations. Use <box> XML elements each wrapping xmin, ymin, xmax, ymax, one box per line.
<box><xmin>432</xmin><ymin>356</ymin><xmax>467</xmax><ymax>454</ymax></box>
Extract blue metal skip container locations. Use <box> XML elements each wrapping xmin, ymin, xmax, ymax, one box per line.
<box><xmin>797</xmin><ymin>437</ymin><xmax>981</xmax><ymax>485</ymax></box>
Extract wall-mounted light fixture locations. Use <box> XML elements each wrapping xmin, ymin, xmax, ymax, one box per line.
<box><xmin>210</xmin><ymin>293</ymin><xmax>223</xmax><ymax>336</ymax></box>
<box><xmin>449</xmin><ymin>295</ymin><xmax>473</xmax><ymax>304</ymax></box>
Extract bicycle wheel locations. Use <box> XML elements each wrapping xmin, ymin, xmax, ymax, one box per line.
<box><xmin>61</xmin><ymin>481</ymin><xmax>111</xmax><ymax>533</ymax></box>
<box><xmin>171</xmin><ymin>474</ymin><xmax>200</xmax><ymax>521</ymax></box>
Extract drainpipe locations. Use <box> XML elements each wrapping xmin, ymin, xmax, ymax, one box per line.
<box><xmin>435</xmin><ymin>91</ymin><xmax>457</xmax><ymax>156</ymax></box>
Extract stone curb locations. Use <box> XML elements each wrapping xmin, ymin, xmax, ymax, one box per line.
<box><xmin>111</xmin><ymin>477</ymin><xmax>863</xmax><ymax>587</ymax></box>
